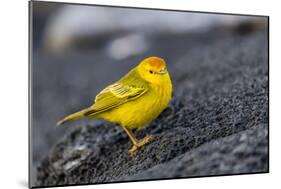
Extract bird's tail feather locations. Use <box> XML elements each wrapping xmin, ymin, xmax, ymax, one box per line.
<box><xmin>56</xmin><ymin>108</ymin><xmax>90</xmax><ymax>126</ymax></box>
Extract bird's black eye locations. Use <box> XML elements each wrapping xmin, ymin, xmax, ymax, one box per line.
<box><xmin>149</xmin><ymin>70</ymin><xmax>153</xmax><ymax>74</ymax></box>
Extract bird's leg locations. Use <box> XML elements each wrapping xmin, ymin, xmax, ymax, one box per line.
<box><xmin>122</xmin><ymin>127</ymin><xmax>154</xmax><ymax>154</ymax></box>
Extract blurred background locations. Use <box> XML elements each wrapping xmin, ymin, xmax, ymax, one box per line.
<box><xmin>31</xmin><ymin>1</ymin><xmax>267</xmax><ymax>183</ymax></box>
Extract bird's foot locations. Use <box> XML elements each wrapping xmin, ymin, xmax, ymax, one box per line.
<box><xmin>128</xmin><ymin>135</ymin><xmax>155</xmax><ymax>154</ymax></box>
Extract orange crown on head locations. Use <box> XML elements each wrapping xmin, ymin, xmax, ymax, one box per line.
<box><xmin>144</xmin><ymin>57</ymin><xmax>166</xmax><ymax>69</ymax></box>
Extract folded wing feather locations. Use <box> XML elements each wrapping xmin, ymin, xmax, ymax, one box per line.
<box><xmin>84</xmin><ymin>83</ymin><xmax>147</xmax><ymax>116</ymax></box>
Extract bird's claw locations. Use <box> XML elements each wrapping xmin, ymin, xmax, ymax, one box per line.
<box><xmin>128</xmin><ymin>135</ymin><xmax>155</xmax><ymax>155</ymax></box>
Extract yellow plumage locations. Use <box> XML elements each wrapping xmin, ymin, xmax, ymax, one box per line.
<box><xmin>57</xmin><ymin>56</ymin><xmax>172</xmax><ymax>153</ymax></box>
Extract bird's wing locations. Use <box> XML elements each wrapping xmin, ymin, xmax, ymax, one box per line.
<box><xmin>84</xmin><ymin>82</ymin><xmax>147</xmax><ymax>116</ymax></box>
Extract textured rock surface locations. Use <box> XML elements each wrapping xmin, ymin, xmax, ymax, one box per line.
<box><xmin>35</xmin><ymin>26</ymin><xmax>269</xmax><ymax>187</ymax></box>
<box><xmin>125</xmin><ymin>125</ymin><xmax>268</xmax><ymax>180</ymax></box>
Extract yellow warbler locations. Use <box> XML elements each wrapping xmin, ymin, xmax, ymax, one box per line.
<box><xmin>57</xmin><ymin>56</ymin><xmax>173</xmax><ymax>153</ymax></box>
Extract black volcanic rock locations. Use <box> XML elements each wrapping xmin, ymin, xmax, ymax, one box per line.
<box><xmin>35</xmin><ymin>27</ymin><xmax>268</xmax><ymax>187</ymax></box>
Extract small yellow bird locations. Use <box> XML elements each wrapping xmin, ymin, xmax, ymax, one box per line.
<box><xmin>57</xmin><ymin>56</ymin><xmax>172</xmax><ymax>153</ymax></box>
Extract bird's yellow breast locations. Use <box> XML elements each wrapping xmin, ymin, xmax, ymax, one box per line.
<box><xmin>97</xmin><ymin>75</ymin><xmax>172</xmax><ymax>129</ymax></box>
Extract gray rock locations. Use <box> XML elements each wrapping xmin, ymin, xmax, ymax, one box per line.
<box><xmin>124</xmin><ymin>125</ymin><xmax>268</xmax><ymax>180</ymax></box>
<box><xmin>33</xmin><ymin>18</ymin><xmax>268</xmax><ymax>187</ymax></box>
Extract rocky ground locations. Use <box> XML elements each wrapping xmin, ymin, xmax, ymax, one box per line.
<box><xmin>34</xmin><ymin>25</ymin><xmax>268</xmax><ymax>187</ymax></box>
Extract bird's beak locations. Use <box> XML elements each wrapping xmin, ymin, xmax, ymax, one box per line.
<box><xmin>158</xmin><ymin>69</ymin><xmax>167</xmax><ymax>75</ymax></box>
